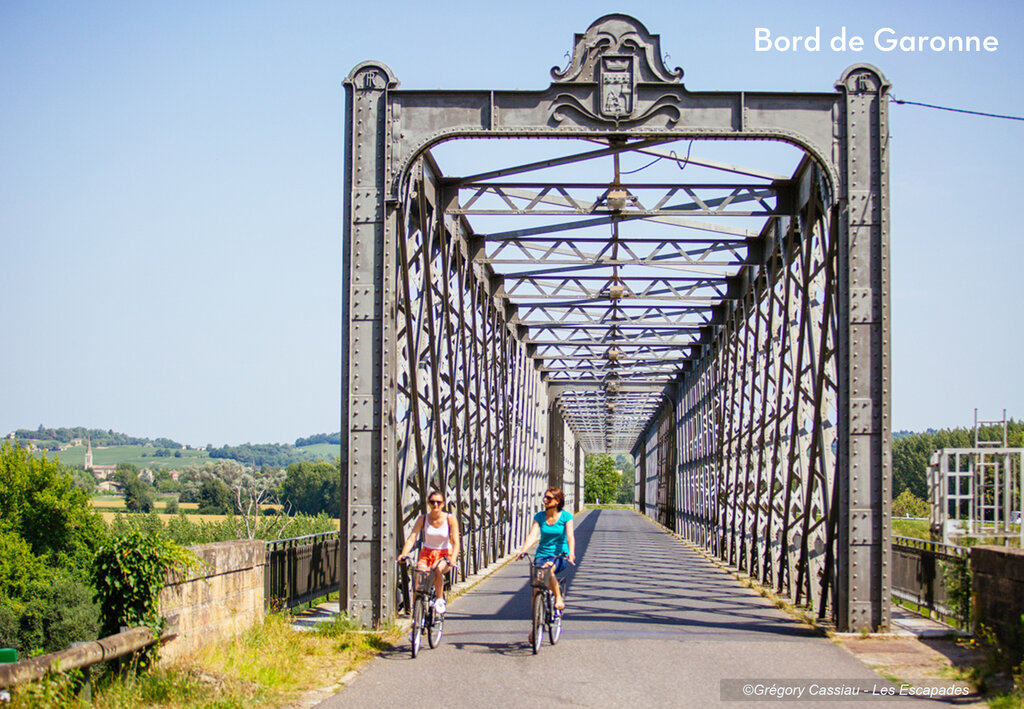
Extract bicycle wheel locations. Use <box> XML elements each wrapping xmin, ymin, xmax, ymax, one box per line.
<box><xmin>531</xmin><ymin>591</ymin><xmax>544</xmax><ymax>654</ymax></box>
<box><xmin>428</xmin><ymin>602</ymin><xmax>443</xmax><ymax>648</ymax></box>
<box><xmin>548</xmin><ymin>578</ymin><xmax>563</xmax><ymax>645</ymax></box>
<box><xmin>410</xmin><ymin>596</ymin><xmax>425</xmax><ymax>658</ymax></box>
<box><xmin>548</xmin><ymin>603</ymin><xmax>562</xmax><ymax>645</ymax></box>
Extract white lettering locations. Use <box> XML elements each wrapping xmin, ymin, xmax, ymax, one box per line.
<box><xmin>805</xmin><ymin>27</ymin><xmax>821</xmax><ymax>51</ymax></box>
<box><xmin>874</xmin><ymin>27</ymin><xmax>897</xmax><ymax>51</ymax></box>
<box><xmin>830</xmin><ymin>26</ymin><xmax>849</xmax><ymax>51</ymax></box>
<box><xmin>757</xmin><ymin>26</ymin><xmax>996</xmax><ymax>53</ymax></box>
<box><xmin>754</xmin><ymin>28</ymin><xmax>772</xmax><ymax>51</ymax></box>
<box><xmin>753</xmin><ymin>27</ymin><xmax>821</xmax><ymax>52</ymax></box>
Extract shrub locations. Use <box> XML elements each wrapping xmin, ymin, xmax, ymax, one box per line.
<box><xmin>892</xmin><ymin>489</ymin><xmax>929</xmax><ymax>518</ymax></box>
<box><xmin>0</xmin><ymin>440</ymin><xmax>106</xmax><ymax>577</ymax></box>
<box><xmin>0</xmin><ymin>602</ymin><xmax>17</xmax><ymax>649</ymax></box>
<box><xmin>16</xmin><ymin>574</ymin><xmax>99</xmax><ymax>655</ymax></box>
<box><xmin>0</xmin><ymin>528</ymin><xmax>48</xmax><ymax>600</ymax></box>
<box><xmin>92</xmin><ymin>530</ymin><xmax>197</xmax><ymax>640</ymax></box>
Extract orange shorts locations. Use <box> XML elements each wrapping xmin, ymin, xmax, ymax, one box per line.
<box><xmin>418</xmin><ymin>547</ymin><xmax>450</xmax><ymax>568</ymax></box>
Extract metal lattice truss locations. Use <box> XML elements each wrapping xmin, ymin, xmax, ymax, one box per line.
<box><xmin>392</xmin><ymin>161</ymin><xmax>551</xmax><ymax>589</ymax></box>
<box><xmin>450</xmin><ymin>148</ymin><xmax>786</xmax><ymax>451</ymax></box>
<box><xmin>342</xmin><ymin>14</ymin><xmax>891</xmax><ymax>631</ymax></box>
<box><xmin>667</xmin><ymin>172</ymin><xmax>840</xmax><ymax>616</ymax></box>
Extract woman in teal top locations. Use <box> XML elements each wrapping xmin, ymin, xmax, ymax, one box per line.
<box><xmin>513</xmin><ymin>486</ymin><xmax>576</xmax><ymax>611</ymax></box>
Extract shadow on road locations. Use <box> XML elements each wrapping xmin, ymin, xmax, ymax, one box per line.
<box><xmin>447</xmin><ymin>509</ymin><xmax>817</xmax><ymax>642</ymax></box>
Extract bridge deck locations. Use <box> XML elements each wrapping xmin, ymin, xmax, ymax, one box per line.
<box><xmin>318</xmin><ymin>510</ymin><xmax>929</xmax><ymax>707</ymax></box>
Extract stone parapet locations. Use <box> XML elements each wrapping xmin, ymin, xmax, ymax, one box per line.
<box><xmin>158</xmin><ymin>540</ymin><xmax>265</xmax><ymax>663</ymax></box>
<box><xmin>971</xmin><ymin>545</ymin><xmax>1024</xmax><ymax>657</ymax></box>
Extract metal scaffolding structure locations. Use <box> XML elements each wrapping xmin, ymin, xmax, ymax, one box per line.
<box><xmin>342</xmin><ymin>15</ymin><xmax>891</xmax><ymax>631</ymax></box>
<box><xmin>930</xmin><ymin>411</ymin><xmax>1024</xmax><ymax>545</ymax></box>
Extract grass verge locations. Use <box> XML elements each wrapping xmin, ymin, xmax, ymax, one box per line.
<box><xmin>7</xmin><ymin>612</ymin><xmax>399</xmax><ymax>709</ymax></box>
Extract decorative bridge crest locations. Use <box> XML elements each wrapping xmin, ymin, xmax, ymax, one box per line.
<box><xmin>551</xmin><ymin>14</ymin><xmax>684</xmax><ymax>127</ymax></box>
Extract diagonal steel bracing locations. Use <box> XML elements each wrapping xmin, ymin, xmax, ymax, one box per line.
<box><xmin>343</xmin><ymin>14</ymin><xmax>890</xmax><ymax>632</ymax></box>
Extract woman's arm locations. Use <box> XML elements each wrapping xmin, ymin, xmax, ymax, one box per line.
<box><xmin>398</xmin><ymin>515</ymin><xmax>424</xmax><ymax>559</ymax></box>
<box><xmin>565</xmin><ymin>517</ymin><xmax>576</xmax><ymax>565</ymax></box>
<box><xmin>448</xmin><ymin>514</ymin><xmax>461</xmax><ymax>561</ymax></box>
<box><xmin>512</xmin><ymin>521</ymin><xmax>541</xmax><ymax>558</ymax></box>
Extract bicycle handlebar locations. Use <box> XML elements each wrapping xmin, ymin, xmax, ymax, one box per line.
<box><xmin>398</xmin><ymin>555</ymin><xmax>455</xmax><ymax>572</ymax></box>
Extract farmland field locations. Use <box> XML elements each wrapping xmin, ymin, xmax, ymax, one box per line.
<box><xmin>41</xmin><ymin>442</ymin><xmax>335</xmax><ymax>469</ymax></box>
<box><xmin>297</xmin><ymin>443</ymin><xmax>339</xmax><ymax>460</ymax></box>
<box><xmin>92</xmin><ymin>497</ymin><xmax>300</xmax><ymax>526</ymax></box>
<box><xmin>47</xmin><ymin>444</ymin><xmax>211</xmax><ymax>469</ymax></box>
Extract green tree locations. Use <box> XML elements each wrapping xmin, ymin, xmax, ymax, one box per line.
<box><xmin>0</xmin><ymin>443</ymin><xmax>106</xmax><ymax>655</ymax></box>
<box><xmin>892</xmin><ymin>433</ymin><xmax>932</xmax><ymax>499</ymax></box>
<box><xmin>0</xmin><ymin>528</ymin><xmax>48</xmax><ymax>600</ymax></box>
<box><xmin>124</xmin><ymin>474</ymin><xmax>155</xmax><ymax>513</ymax></box>
<box><xmin>197</xmin><ymin>478</ymin><xmax>233</xmax><ymax>515</ymax></box>
<box><xmin>281</xmin><ymin>460</ymin><xmax>340</xmax><ymax>516</ymax></box>
<box><xmin>892</xmin><ymin>489</ymin><xmax>929</xmax><ymax>518</ymax></box>
<box><xmin>584</xmin><ymin>454</ymin><xmax>619</xmax><ymax>504</ymax></box>
<box><xmin>70</xmin><ymin>467</ymin><xmax>96</xmax><ymax>494</ymax></box>
<box><xmin>614</xmin><ymin>454</ymin><xmax>636</xmax><ymax>504</ymax></box>
<box><xmin>115</xmin><ymin>461</ymin><xmax>141</xmax><ymax>484</ymax></box>
<box><xmin>0</xmin><ymin>441</ymin><xmax>106</xmax><ymax>576</ymax></box>
<box><xmin>891</xmin><ymin>420</ymin><xmax>1024</xmax><ymax>500</ymax></box>
<box><xmin>15</xmin><ymin>574</ymin><xmax>99</xmax><ymax>655</ymax></box>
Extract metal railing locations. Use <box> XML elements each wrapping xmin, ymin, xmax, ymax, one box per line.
<box><xmin>0</xmin><ymin>628</ymin><xmax>172</xmax><ymax>690</ymax></box>
<box><xmin>265</xmin><ymin>531</ymin><xmax>341</xmax><ymax>610</ymax></box>
<box><xmin>891</xmin><ymin>535</ymin><xmax>970</xmax><ymax>628</ymax></box>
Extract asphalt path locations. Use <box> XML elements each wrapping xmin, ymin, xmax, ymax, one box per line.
<box><xmin>317</xmin><ymin>509</ymin><xmax>941</xmax><ymax>708</ymax></box>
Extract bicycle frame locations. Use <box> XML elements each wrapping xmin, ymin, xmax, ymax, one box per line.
<box><xmin>522</xmin><ymin>554</ymin><xmax>565</xmax><ymax>653</ymax></box>
<box><xmin>402</xmin><ymin>556</ymin><xmax>451</xmax><ymax>657</ymax></box>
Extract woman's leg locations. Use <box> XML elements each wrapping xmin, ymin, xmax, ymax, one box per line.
<box><xmin>433</xmin><ymin>562</ymin><xmax>445</xmax><ymax>601</ymax></box>
<box><xmin>541</xmin><ymin>560</ymin><xmax>564</xmax><ymax>610</ymax></box>
<box><xmin>549</xmin><ymin>570</ymin><xmax>564</xmax><ymax>610</ymax></box>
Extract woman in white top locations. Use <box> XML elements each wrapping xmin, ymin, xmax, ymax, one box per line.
<box><xmin>399</xmin><ymin>490</ymin><xmax>460</xmax><ymax>613</ymax></box>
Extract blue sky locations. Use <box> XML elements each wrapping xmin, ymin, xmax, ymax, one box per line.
<box><xmin>2</xmin><ymin>1</ymin><xmax>1021</xmax><ymax>446</ymax></box>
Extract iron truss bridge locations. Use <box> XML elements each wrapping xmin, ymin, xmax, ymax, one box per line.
<box><xmin>341</xmin><ymin>15</ymin><xmax>891</xmax><ymax>633</ymax></box>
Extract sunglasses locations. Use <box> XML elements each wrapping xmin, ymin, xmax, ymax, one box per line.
<box><xmin>542</xmin><ymin>495</ymin><xmax>554</xmax><ymax>501</ymax></box>
<box><xmin>429</xmin><ymin>499</ymin><xmax>445</xmax><ymax>506</ymax></box>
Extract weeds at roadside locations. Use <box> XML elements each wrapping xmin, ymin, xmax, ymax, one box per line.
<box><xmin>7</xmin><ymin>611</ymin><xmax>398</xmax><ymax>708</ymax></box>
<box><xmin>951</xmin><ymin>619</ymin><xmax>1024</xmax><ymax>707</ymax></box>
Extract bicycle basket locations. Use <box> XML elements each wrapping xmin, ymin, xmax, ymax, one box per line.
<box><xmin>413</xmin><ymin>568</ymin><xmax>432</xmax><ymax>593</ymax></box>
<box><xmin>529</xmin><ymin>564</ymin><xmax>552</xmax><ymax>588</ymax></box>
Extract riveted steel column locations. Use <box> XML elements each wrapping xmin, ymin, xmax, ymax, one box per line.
<box><xmin>835</xmin><ymin>65</ymin><xmax>891</xmax><ymax>632</ymax></box>
<box><xmin>342</xmin><ymin>62</ymin><xmax>398</xmax><ymax>626</ymax></box>
<box><xmin>548</xmin><ymin>403</ymin><xmax>565</xmax><ymax>490</ymax></box>
<box><xmin>574</xmin><ymin>442</ymin><xmax>582</xmax><ymax>513</ymax></box>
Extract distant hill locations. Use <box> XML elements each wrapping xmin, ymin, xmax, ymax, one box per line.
<box><xmin>7</xmin><ymin>426</ymin><xmax>340</xmax><ymax>469</ymax></box>
<box><xmin>294</xmin><ymin>432</ymin><xmax>340</xmax><ymax>447</ymax></box>
<box><xmin>11</xmin><ymin>425</ymin><xmax>185</xmax><ymax>451</ymax></box>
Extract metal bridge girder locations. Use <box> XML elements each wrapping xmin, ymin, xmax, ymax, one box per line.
<box><xmin>342</xmin><ymin>14</ymin><xmax>891</xmax><ymax>631</ymax></box>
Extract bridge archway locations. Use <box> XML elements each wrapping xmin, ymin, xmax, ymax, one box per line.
<box><xmin>342</xmin><ymin>14</ymin><xmax>891</xmax><ymax>632</ymax></box>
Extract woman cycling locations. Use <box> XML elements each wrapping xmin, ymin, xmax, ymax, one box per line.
<box><xmin>512</xmin><ymin>486</ymin><xmax>575</xmax><ymax>613</ymax></box>
<box><xmin>399</xmin><ymin>490</ymin><xmax>460</xmax><ymax>615</ymax></box>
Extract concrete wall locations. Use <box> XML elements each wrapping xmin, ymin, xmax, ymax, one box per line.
<box><xmin>158</xmin><ymin>540</ymin><xmax>265</xmax><ymax>663</ymax></box>
<box><xmin>972</xmin><ymin>545</ymin><xmax>1024</xmax><ymax>657</ymax></box>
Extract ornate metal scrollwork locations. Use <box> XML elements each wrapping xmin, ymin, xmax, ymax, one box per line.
<box><xmin>549</xmin><ymin>14</ymin><xmax>684</xmax><ymax>128</ymax></box>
